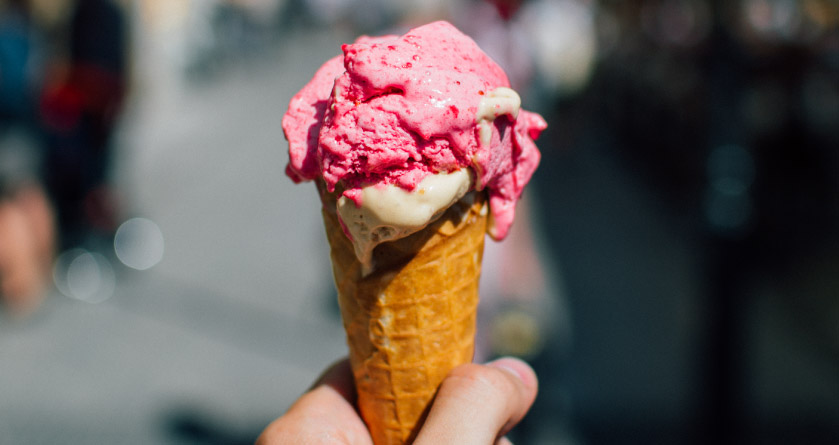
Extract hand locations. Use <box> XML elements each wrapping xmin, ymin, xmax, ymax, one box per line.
<box><xmin>257</xmin><ymin>356</ymin><xmax>538</xmax><ymax>445</ymax></box>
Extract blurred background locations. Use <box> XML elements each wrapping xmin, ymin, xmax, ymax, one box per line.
<box><xmin>1</xmin><ymin>0</ymin><xmax>838</xmax><ymax>443</ymax></box>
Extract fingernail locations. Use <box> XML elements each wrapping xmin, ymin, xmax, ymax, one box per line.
<box><xmin>496</xmin><ymin>436</ymin><xmax>514</xmax><ymax>445</ymax></box>
<box><xmin>486</xmin><ymin>357</ymin><xmax>529</xmax><ymax>383</ymax></box>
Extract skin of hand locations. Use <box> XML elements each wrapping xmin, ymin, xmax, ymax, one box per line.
<box><xmin>257</xmin><ymin>356</ymin><xmax>538</xmax><ymax>445</ymax></box>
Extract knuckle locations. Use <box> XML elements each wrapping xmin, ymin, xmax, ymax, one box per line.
<box><xmin>444</xmin><ymin>363</ymin><xmax>520</xmax><ymax>402</ymax></box>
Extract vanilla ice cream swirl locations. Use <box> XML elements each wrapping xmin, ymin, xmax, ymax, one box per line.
<box><xmin>337</xmin><ymin>168</ymin><xmax>473</xmax><ymax>275</ymax></box>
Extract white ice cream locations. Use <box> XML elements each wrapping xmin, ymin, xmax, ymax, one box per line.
<box><xmin>475</xmin><ymin>86</ymin><xmax>522</xmax><ymax>237</ymax></box>
<box><xmin>476</xmin><ymin>87</ymin><xmax>521</xmax><ymax>148</ymax></box>
<box><xmin>337</xmin><ymin>168</ymin><xmax>472</xmax><ymax>274</ymax></box>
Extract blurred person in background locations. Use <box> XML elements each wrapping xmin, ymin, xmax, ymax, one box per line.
<box><xmin>0</xmin><ymin>0</ymin><xmax>55</xmax><ymax>314</ymax></box>
<box><xmin>39</xmin><ymin>0</ymin><xmax>127</xmax><ymax>251</ymax></box>
<box><xmin>0</xmin><ymin>129</ymin><xmax>54</xmax><ymax>315</ymax></box>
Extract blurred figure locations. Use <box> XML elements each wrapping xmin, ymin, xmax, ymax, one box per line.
<box><xmin>39</xmin><ymin>0</ymin><xmax>127</xmax><ymax>250</ymax></box>
<box><xmin>0</xmin><ymin>130</ymin><xmax>55</xmax><ymax>315</ymax></box>
<box><xmin>0</xmin><ymin>0</ymin><xmax>55</xmax><ymax>314</ymax></box>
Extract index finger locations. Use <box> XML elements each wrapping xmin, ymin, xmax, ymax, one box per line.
<box><xmin>257</xmin><ymin>358</ymin><xmax>372</xmax><ymax>445</ymax></box>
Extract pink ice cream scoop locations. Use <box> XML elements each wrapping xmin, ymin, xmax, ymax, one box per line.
<box><xmin>283</xmin><ymin>20</ymin><xmax>546</xmax><ymax>241</ymax></box>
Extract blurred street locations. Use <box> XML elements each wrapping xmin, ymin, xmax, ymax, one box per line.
<box><xmin>0</xmin><ymin>24</ymin><xmax>354</xmax><ymax>444</ymax></box>
<box><xmin>2</xmin><ymin>1</ymin><xmax>839</xmax><ymax>444</ymax></box>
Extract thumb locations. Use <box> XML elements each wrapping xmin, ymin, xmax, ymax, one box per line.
<box><xmin>414</xmin><ymin>357</ymin><xmax>538</xmax><ymax>445</ymax></box>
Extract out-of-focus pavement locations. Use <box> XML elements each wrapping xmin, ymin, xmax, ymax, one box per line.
<box><xmin>0</xmin><ymin>27</ymin><xmax>356</xmax><ymax>444</ymax></box>
<box><xmin>6</xmin><ymin>3</ymin><xmax>837</xmax><ymax>444</ymax></box>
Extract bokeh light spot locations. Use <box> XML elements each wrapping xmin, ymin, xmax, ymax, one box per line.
<box><xmin>114</xmin><ymin>217</ymin><xmax>165</xmax><ymax>270</ymax></box>
<box><xmin>53</xmin><ymin>249</ymin><xmax>115</xmax><ymax>303</ymax></box>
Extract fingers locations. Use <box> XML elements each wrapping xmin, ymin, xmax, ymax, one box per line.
<box><xmin>414</xmin><ymin>357</ymin><xmax>538</xmax><ymax>445</ymax></box>
<box><xmin>308</xmin><ymin>356</ymin><xmax>357</xmax><ymax>402</ymax></box>
<box><xmin>256</xmin><ymin>358</ymin><xmax>372</xmax><ymax>445</ymax></box>
<box><xmin>258</xmin><ymin>356</ymin><xmax>538</xmax><ymax>445</ymax></box>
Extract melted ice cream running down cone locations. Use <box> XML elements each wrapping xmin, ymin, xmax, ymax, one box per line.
<box><xmin>282</xmin><ymin>21</ymin><xmax>546</xmax><ymax>444</ymax></box>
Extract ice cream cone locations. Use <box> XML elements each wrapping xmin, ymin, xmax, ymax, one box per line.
<box><xmin>320</xmin><ymin>188</ymin><xmax>488</xmax><ymax>445</ymax></box>
<box><xmin>282</xmin><ymin>19</ymin><xmax>546</xmax><ymax>445</ymax></box>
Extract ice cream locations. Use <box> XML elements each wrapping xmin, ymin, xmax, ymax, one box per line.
<box><xmin>284</xmin><ymin>20</ymin><xmax>546</xmax><ymax>258</ymax></box>
<box><xmin>282</xmin><ymin>20</ymin><xmax>545</xmax><ymax>445</ymax></box>
<box><xmin>336</xmin><ymin>168</ymin><xmax>472</xmax><ymax>273</ymax></box>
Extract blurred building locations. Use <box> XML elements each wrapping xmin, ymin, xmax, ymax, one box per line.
<box><xmin>533</xmin><ymin>0</ymin><xmax>839</xmax><ymax>443</ymax></box>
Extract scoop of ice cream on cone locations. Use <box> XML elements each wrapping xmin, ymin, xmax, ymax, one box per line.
<box><xmin>282</xmin><ymin>21</ymin><xmax>546</xmax><ymax>445</ymax></box>
<box><xmin>284</xmin><ymin>20</ymin><xmax>546</xmax><ymax>242</ymax></box>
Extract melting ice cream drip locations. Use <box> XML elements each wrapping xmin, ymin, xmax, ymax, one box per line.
<box><xmin>476</xmin><ymin>87</ymin><xmax>521</xmax><ymax>148</ymax></box>
<box><xmin>337</xmin><ymin>168</ymin><xmax>472</xmax><ymax>274</ymax></box>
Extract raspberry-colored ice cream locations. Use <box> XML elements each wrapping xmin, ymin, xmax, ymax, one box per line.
<box><xmin>284</xmin><ymin>21</ymin><xmax>545</xmax><ymax>263</ymax></box>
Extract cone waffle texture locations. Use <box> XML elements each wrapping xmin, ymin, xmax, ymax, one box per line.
<box><xmin>321</xmin><ymin>189</ymin><xmax>487</xmax><ymax>445</ymax></box>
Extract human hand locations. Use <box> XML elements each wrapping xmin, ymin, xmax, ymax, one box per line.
<box><xmin>257</xmin><ymin>356</ymin><xmax>538</xmax><ymax>445</ymax></box>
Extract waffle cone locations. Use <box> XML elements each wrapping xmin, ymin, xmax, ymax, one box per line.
<box><xmin>320</xmin><ymin>188</ymin><xmax>487</xmax><ymax>445</ymax></box>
